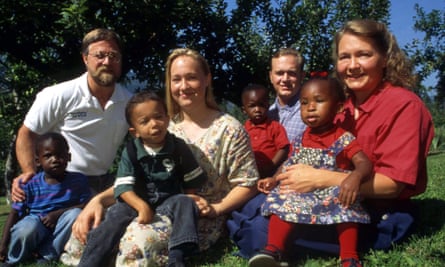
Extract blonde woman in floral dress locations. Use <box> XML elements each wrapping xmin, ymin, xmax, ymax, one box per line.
<box><xmin>116</xmin><ymin>48</ymin><xmax>259</xmax><ymax>266</ymax></box>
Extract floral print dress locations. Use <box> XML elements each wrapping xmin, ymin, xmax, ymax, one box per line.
<box><xmin>262</xmin><ymin>132</ymin><xmax>370</xmax><ymax>225</ymax></box>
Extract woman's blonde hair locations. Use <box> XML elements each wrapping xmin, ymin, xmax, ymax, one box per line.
<box><xmin>165</xmin><ymin>48</ymin><xmax>220</xmax><ymax>119</ymax></box>
<box><xmin>332</xmin><ymin>19</ymin><xmax>416</xmax><ymax>89</ymax></box>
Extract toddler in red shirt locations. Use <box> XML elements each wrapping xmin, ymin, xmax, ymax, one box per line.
<box><xmin>241</xmin><ymin>84</ymin><xmax>290</xmax><ymax>178</ymax></box>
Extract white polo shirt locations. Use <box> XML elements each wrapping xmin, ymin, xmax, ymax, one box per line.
<box><xmin>24</xmin><ymin>73</ymin><xmax>133</xmax><ymax>176</ymax></box>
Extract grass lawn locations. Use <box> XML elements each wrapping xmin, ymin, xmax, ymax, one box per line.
<box><xmin>0</xmin><ymin>153</ymin><xmax>444</xmax><ymax>266</ymax></box>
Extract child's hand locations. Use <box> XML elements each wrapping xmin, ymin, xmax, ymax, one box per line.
<box><xmin>257</xmin><ymin>177</ymin><xmax>277</xmax><ymax>194</ymax></box>
<box><xmin>40</xmin><ymin>211</ymin><xmax>60</xmax><ymax>228</ymax></box>
<box><xmin>339</xmin><ymin>174</ymin><xmax>360</xmax><ymax>208</ymax></box>
<box><xmin>201</xmin><ymin>203</ymin><xmax>219</xmax><ymax>218</ymax></box>
<box><xmin>0</xmin><ymin>246</ymin><xmax>7</xmax><ymax>262</ymax></box>
<box><xmin>136</xmin><ymin>204</ymin><xmax>154</xmax><ymax>224</ymax></box>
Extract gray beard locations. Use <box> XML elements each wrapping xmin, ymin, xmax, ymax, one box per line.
<box><xmin>95</xmin><ymin>72</ymin><xmax>116</xmax><ymax>86</ymax></box>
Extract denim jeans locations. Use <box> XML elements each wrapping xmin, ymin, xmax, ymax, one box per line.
<box><xmin>78</xmin><ymin>194</ymin><xmax>199</xmax><ymax>267</ymax></box>
<box><xmin>7</xmin><ymin>208</ymin><xmax>81</xmax><ymax>264</ymax></box>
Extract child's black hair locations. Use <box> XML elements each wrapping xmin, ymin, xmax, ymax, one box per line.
<box><xmin>303</xmin><ymin>75</ymin><xmax>346</xmax><ymax>102</ymax></box>
<box><xmin>241</xmin><ymin>83</ymin><xmax>270</xmax><ymax>107</ymax></box>
<box><xmin>125</xmin><ymin>91</ymin><xmax>167</xmax><ymax>126</ymax></box>
<box><xmin>35</xmin><ymin>132</ymin><xmax>69</xmax><ymax>155</ymax></box>
<box><xmin>241</xmin><ymin>83</ymin><xmax>269</xmax><ymax>97</ymax></box>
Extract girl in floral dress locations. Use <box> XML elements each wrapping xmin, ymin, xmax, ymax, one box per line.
<box><xmin>248</xmin><ymin>75</ymin><xmax>373</xmax><ymax>267</ymax></box>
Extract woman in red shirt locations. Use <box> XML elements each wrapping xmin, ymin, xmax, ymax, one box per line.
<box><xmin>282</xmin><ymin>19</ymin><xmax>434</xmax><ymax>204</ymax></box>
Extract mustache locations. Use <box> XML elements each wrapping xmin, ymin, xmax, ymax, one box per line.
<box><xmin>98</xmin><ymin>66</ymin><xmax>113</xmax><ymax>73</ymax></box>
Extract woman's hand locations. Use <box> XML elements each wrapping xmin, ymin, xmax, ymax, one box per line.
<box><xmin>276</xmin><ymin>164</ymin><xmax>347</xmax><ymax>193</ymax></box>
<box><xmin>275</xmin><ymin>164</ymin><xmax>319</xmax><ymax>193</ymax></box>
<box><xmin>72</xmin><ymin>198</ymin><xmax>105</xmax><ymax>244</ymax></box>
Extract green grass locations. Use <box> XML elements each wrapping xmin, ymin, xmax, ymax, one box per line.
<box><xmin>1</xmin><ymin>153</ymin><xmax>444</xmax><ymax>266</ymax></box>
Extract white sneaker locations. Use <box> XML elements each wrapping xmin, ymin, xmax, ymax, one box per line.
<box><xmin>248</xmin><ymin>251</ymin><xmax>289</xmax><ymax>267</ymax></box>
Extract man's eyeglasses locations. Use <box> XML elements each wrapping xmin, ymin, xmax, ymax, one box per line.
<box><xmin>88</xmin><ymin>51</ymin><xmax>121</xmax><ymax>63</ymax></box>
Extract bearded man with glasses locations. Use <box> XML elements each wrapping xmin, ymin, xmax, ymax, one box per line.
<box><xmin>13</xmin><ymin>28</ymin><xmax>132</xmax><ymax>203</ymax></box>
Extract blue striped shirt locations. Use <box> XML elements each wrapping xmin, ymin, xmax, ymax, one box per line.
<box><xmin>12</xmin><ymin>171</ymin><xmax>91</xmax><ymax>217</ymax></box>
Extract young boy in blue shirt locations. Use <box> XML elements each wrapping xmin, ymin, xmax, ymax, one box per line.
<box><xmin>0</xmin><ymin>132</ymin><xmax>91</xmax><ymax>265</ymax></box>
<box><xmin>78</xmin><ymin>91</ymin><xmax>207</xmax><ymax>267</ymax></box>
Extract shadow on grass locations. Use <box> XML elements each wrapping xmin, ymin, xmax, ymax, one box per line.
<box><xmin>412</xmin><ymin>198</ymin><xmax>445</xmax><ymax>236</ymax></box>
<box><xmin>188</xmin><ymin>235</ymin><xmax>241</xmax><ymax>266</ymax></box>
<box><xmin>289</xmin><ymin>198</ymin><xmax>445</xmax><ymax>265</ymax></box>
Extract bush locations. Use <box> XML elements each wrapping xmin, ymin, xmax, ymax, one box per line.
<box><xmin>431</xmin><ymin>125</ymin><xmax>445</xmax><ymax>153</ymax></box>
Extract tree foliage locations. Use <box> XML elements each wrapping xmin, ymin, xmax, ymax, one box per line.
<box><xmin>0</xmin><ymin>0</ymin><xmax>390</xmax><ymax>153</ymax></box>
<box><xmin>404</xmin><ymin>4</ymin><xmax>445</xmax><ymax>151</ymax></box>
<box><xmin>226</xmin><ymin>0</ymin><xmax>389</xmax><ymax>103</ymax></box>
<box><xmin>406</xmin><ymin>4</ymin><xmax>445</xmax><ymax>108</ymax></box>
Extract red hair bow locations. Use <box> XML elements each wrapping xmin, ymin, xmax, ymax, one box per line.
<box><xmin>310</xmin><ymin>71</ymin><xmax>328</xmax><ymax>78</ymax></box>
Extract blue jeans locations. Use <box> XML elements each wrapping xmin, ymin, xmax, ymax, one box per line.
<box><xmin>7</xmin><ymin>208</ymin><xmax>81</xmax><ymax>264</ymax></box>
<box><xmin>78</xmin><ymin>194</ymin><xmax>199</xmax><ymax>267</ymax></box>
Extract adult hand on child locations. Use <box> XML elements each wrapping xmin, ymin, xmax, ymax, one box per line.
<box><xmin>276</xmin><ymin>164</ymin><xmax>319</xmax><ymax>193</ymax></box>
<box><xmin>11</xmin><ymin>172</ymin><xmax>35</xmax><ymax>202</ymax></box>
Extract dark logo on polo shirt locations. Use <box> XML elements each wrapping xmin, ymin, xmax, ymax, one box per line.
<box><xmin>68</xmin><ymin>112</ymin><xmax>87</xmax><ymax>119</ymax></box>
